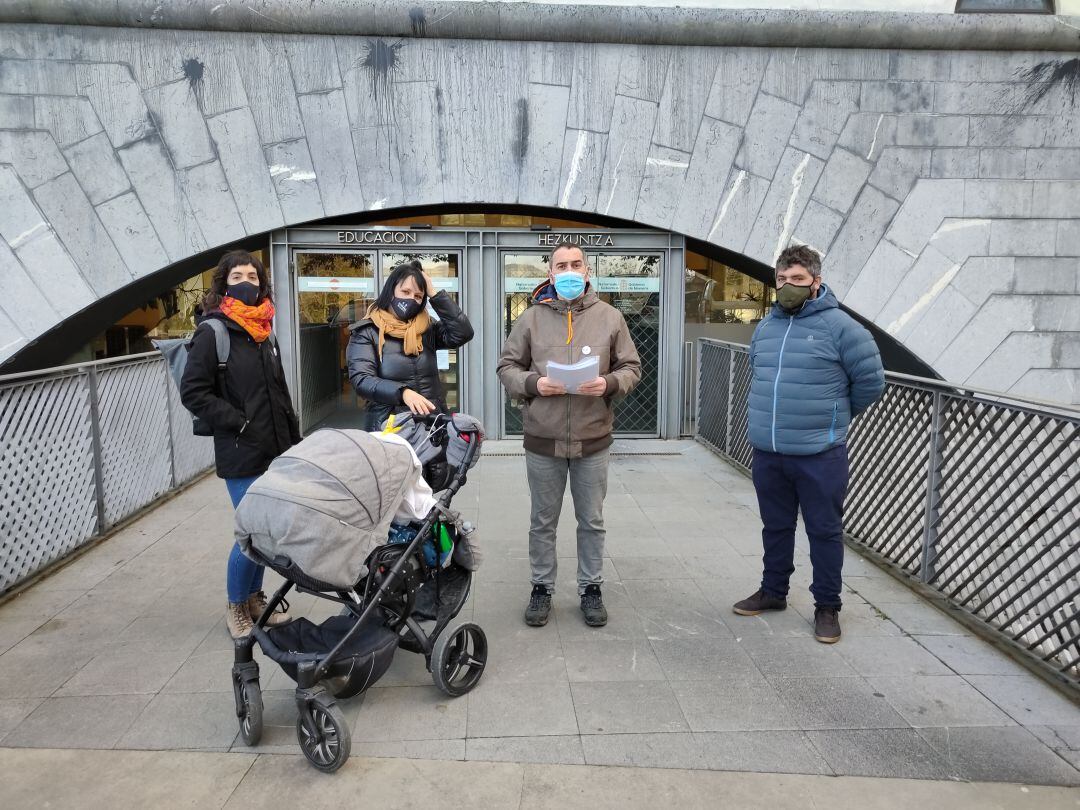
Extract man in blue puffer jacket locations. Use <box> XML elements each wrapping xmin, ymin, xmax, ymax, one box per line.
<box><xmin>732</xmin><ymin>245</ymin><xmax>884</xmax><ymax>644</ymax></box>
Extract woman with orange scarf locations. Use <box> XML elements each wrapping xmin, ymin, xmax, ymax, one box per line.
<box><xmin>181</xmin><ymin>250</ymin><xmax>301</xmax><ymax>640</ymax></box>
<box><xmin>346</xmin><ymin>259</ymin><xmax>474</xmax><ymax>431</ymax></box>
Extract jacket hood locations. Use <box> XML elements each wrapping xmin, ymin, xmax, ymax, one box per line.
<box><xmin>770</xmin><ymin>284</ymin><xmax>839</xmax><ymax>319</ymax></box>
<box><xmin>531</xmin><ymin>280</ymin><xmax>600</xmax><ymax>312</ymax></box>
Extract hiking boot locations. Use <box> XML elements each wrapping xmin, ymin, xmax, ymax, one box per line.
<box><xmin>246</xmin><ymin>591</ymin><xmax>291</xmax><ymax>627</ymax></box>
<box><xmin>814</xmin><ymin>607</ymin><xmax>841</xmax><ymax>643</ymax></box>
<box><xmin>580</xmin><ymin>584</ymin><xmax>608</xmax><ymax>627</ymax></box>
<box><xmin>226</xmin><ymin>601</ymin><xmax>253</xmax><ymax>639</ymax></box>
<box><xmin>524</xmin><ymin>584</ymin><xmax>552</xmax><ymax>627</ymax></box>
<box><xmin>732</xmin><ymin>589</ymin><xmax>788</xmax><ymax>616</ymax></box>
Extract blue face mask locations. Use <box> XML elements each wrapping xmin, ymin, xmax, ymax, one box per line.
<box><xmin>553</xmin><ymin>272</ymin><xmax>586</xmax><ymax>300</ymax></box>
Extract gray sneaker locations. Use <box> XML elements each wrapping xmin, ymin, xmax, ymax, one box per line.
<box><xmin>524</xmin><ymin>584</ymin><xmax>552</xmax><ymax>627</ymax></box>
<box><xmin>580</xmin><ymin>584</ymin><xmax>608</xmax><ymax>627</ymax></box>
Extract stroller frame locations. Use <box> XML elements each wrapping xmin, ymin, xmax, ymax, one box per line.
<box><xmin>231</xmin><ymin>413</ymin><xmax>485</xmax><ymax>772</ymax></box>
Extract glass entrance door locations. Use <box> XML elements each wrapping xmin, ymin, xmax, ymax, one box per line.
<box><xmin>500</xmin><ymin>250</ymin><xmax>663</xmax><ymax>437</ymax></box>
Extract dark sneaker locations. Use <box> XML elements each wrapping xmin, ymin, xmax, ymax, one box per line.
<box><xmin>524</xmin><ymin>584</ymin><xmax>552</xmax><ymax>627</ymax></box>
<box><xmin>732</xmin><ymin>589</ymin><xmax>787</xmax><ymax>616</ymax></box>
<box><xmin>814</xmin><ymin>607</ymin><xmax>841</xmax><ymax>643</ymax></box>
<box><xmin>580</xmin><ymin>584</ymin><xmax>608</xmax><ymax>627</ymax></box>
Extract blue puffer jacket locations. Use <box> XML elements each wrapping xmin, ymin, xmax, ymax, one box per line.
<box><xmin>748</xmin><ymin>285</ymin><xmax>885</xmax><ymax>456</ymax></box>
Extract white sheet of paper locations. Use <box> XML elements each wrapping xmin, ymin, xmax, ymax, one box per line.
<box><xmin>547</xmin><ymin>356</ymin><xmax>600</xmax><ymax>393</ymax></box>
<box><xmin>436</xmin><ymin>349</ymin><xmax>450</xmax><ymax>370</ymax></box>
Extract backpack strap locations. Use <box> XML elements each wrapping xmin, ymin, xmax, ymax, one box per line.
<box><xmin>200</xmin><ymin>318</ymin><xmax>231</xmax><ymax>396</ymax></box>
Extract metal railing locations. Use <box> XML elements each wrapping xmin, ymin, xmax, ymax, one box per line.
<box><xmin>696</xmin><ymin>338</ymin><xmax>1080</xmax><ymax>685</ymax></box>
<box><xmin>0</xmin><ymin>352</ymin><xmax>214</xmax><ymax>594</ymax></box>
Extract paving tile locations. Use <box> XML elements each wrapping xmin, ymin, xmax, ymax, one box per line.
<box><xmin>0</xmin><ymin>589</ymin><xmax>87</xmax><ymax>621</ymax></box>
<box><xmin>918</xmin><ymin>726</ymin><xmax>1080</xmax><ymax>786</ymax></box>
<box><xmin>869</xmin><ymin>675</ymin><xmax>1015</xmax><ymax>728</ymax></box>
<box><xmin>4</xmin><ymin>695</ymin><xmax>151</xmax><ymax>749</ymax></box>
<box><xmin>348</xmin><ymin>685</ymin><xmax>467</xmax><ymax>742</ymax></box>
<box><xmin>563</xmin><ymin>639</ymin><xmax>666</xmax><ymax>682</ymax></box>
<box><xmin>871</xmin><ymin>601</ymin><xmax>972</xmax><ymax>635</ymax></box>
<box><xmin>637</xmin><ymin>604</ymin><xmax>733</xmax><ymax>640</ymax></box>
<box><xmin>466</xmin><ymin>682</ymin><xmax>578</xmax><ymax>738</ymax></box>
<box><xmin>696</xmin><ymin>730</ymin><xmax>832</xmax><ymax>775</ymax></box>
<box><xmin>55</xmin><ymin>649</ymin><xmax>188</xmax><ymax>697</ymax></box>
<box><xmin>0</xmin><ymin>646</ymin><xmax>96</xmax><ymax>699</ymax></box>
<box><xmin>581</xmin><ymin>731</ymin><xmax>705</xmax><ymax>769</ymax></box>
<box><xmin>913</xmin><ymin>635</ymin><xmax>1031</xmax><ymax>677</ymax></box>
<box><xmin>844</xmin><ymin>574</ymin><xmax>924</xmax><ymax>605</ymax></box>
<box><xmin>790</xmin><ymin>599</ymin><xmax>904</xmax><ymax>638</ymax></box>
<box><xmin>352</xmin><ymin>739</ymin><xmax>466</xmax><ymax>761</ymax></box>
<box><xmin>834</xmin><ymin>636</ymin><xmax>953</xmax><ymax>677</ymax></box>
<box><xmin>0</xmin><ymin>698</ymin><xmax>45</xmax><ymax>743</ymax></box>
<box><xmin>771</xmin><ymin>676</ymin><xmax>908</xmax><ymax>730</ymax></box>
<box><xmin>740</xmin><ymin>637</ymin><xmax>858</xmax><ymax>679</ymax></box>
<box><xmin>118</xmin><ymin>691</ymin><xmax>241</xmax><ymax>751</ymax></box>
<box><xmin>0</xmin><ymin>616</ymin><xmax>48</xmax><ymax>655</ymax></box>
<box><xmin>571</xmin><ymin>681</ymin><xmax>688</xmax><ymax>734</ymax></box>
<box><xmin>162</xmin><ymin>651</ymin><xmax>236</xmax><ymax>694</ymax></box>
<box><xmin>720</xmin><ymin>606</ymin><xmax>816</xmax><ymax>639</ymax></box>
<box><xmin>476</xmin><ymin>632</ymin><xmax>568</xmax><ymax>685</ymax></box>
<box><xmin>467</xmin><ymin>735</ymin><xmax>585</xmax><ymax>765</ymax></box>
<box><xmin>649</xmin><ymin>636</ymin><xmax>761</xmax><ymax>681</ymax></box>
<box><xmin>965</xmin><ymin>675</ymin><xmax>1080</xmax><ymax>727</ymax></box>
<box><xmin>622</xmin><ymin>579</ymin><xmax>709</xmax><ymax>608</ymax></box>
<box><xmin>671</xmin><ymin>677</ymin><xmax>796</xmax><ymax>732</ymax></box>
<box><xmin>806</xmin><ymin>728</ymin><xmax>952</xmax><ymax>779</ymax></box>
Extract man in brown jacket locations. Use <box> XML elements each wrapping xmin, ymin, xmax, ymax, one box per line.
<box><xmin>497</xmin><ymin>244</ymin><xmax>641</xmax><ymax>627</ymax></box>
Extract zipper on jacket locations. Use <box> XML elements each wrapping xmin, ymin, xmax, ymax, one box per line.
<box><xmin>829</xmin><ymin>401</ymin><xmax>838</xmax><ymax>444</ymax></box>
<box><xmin>771</xmin><ymin>318</ymin><xmax>795</xmax><ymax>452</ymax></box>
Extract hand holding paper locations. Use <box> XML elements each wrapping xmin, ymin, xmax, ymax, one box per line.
<box><xmin>546</xmin><ymin>356</ymin><xmax>600</xmax><ymax>394</ymax></box>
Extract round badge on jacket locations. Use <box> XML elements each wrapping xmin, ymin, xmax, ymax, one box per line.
<box><xmin>582</xmin><ymin>346</ymin><xmax>592</xmax><ymax>355</ymax></box>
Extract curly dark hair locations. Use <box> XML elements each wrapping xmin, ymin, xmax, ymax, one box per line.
<box><xmin>374</xmin><ymin>259</ymin><xmax>428</xmax><ymax>313</ymax></box>
<box><xmin>775</xmin><ymin>245</ymin><xmax>822</xmax><ymax>278</ymax></box>
<box><xmin>201</xmin><ymin>250</ymin><xmax>272</xmax><ymax>312</ymax></box>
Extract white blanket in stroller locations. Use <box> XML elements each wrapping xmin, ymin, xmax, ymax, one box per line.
<box><xmin>234</xmin><ymin>428</ymin><xmax>432</xmax><ymax>589</ymax></box>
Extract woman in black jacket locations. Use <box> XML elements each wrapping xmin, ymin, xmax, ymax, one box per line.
<box><xmin>180</xmin><ymin>250</ymin><xmax>301</xmax><ymax>640</ymax></box>
<box><xmin>347</xmin><ymin>259</ymin><xmax>474</xmax><ymax>430</ymax></box>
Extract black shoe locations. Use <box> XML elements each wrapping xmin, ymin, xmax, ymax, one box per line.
<box><xmin>732</xmin><ymin>589</ymin><xmax>788</xmax><ymax>616</ymax></box>
<box><xmin>524</xmin><ymin>584</ymin><xmax>552</xmax><ymax>627</ymax></box>
<box><xmin>580</xmin><ymin>584</ymin><xmax>608</xmax><ymax>627</ymax></box>
<box><xmin>814</xmin><ymin>607</ymin><xmax>841</xmax><ymax>643</ymax></box>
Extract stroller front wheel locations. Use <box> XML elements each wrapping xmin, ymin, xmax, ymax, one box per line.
<box><xmin>431</xmin><ymin>622</ymin><xmax>487</xmax><ymax>697</ymax></box>
<box><xmin>233</xmin><ymin>672</ymin><xmax>263</xmax><ymax>747</ymax></box>
<box><xmin>297</xmin><ymin>694</ymin><xmax>351</xmax><ymax>773</ymax></box>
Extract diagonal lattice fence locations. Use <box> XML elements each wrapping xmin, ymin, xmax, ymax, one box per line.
<box><xmin>696</xmin><ymin>338</ymin><xmax>1080</xmax><ymax>684</ymax></box>
<box><xmin>0</xmin><ymin>354</ymin><xmax>214</xmax><ymax>594</ymax></box>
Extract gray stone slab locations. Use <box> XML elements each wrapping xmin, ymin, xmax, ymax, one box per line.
<box><xmin>567</xmin><ymin>43</ymin><xmax>622</xmax><ymax>134</ymax></box>
<box><xmin>935</xmin><ymin>81</ymin><xmax>1049</xmax><ymax>116</ymax></box>
<box><xmin>934</xmin><ymin>294</ymin><xmax>1035</xmax><ymax>380</ymax></box>
<box><xmin>264</xmin><ymin>139</ymin><xmax>325</xmax><ymax>225</ymax></box>
<box><xmin>170</xmin><ymin>33</ymin><xmax>249</xmax><ymax>118</ymax></box>
<box><xmin>654</xmin><ymin>47</ymin><xmax>720</xmax><ymax>154</ymax></box>
<box><xmin>671</xmin><ymin>676</ymin><xmax>796</xmax><ymax>732</ymax></box>
<box><xmin>872</xmin><ymin>601</ymin><xmax>973</xmax><ymax>637</ymax></box>
<box><xmin>965</xmin><ymin>675</ymin><xmax>1080</xmax><ymax>728</ymax></box>
<box><xmin>820</xmin><ymin>185</ymin><xmax>902</xmax><ymax>295</ymax></box>
<box><xmin>705</xmin><ymin>169</ymin><xmax>771</xmax><ymax>255</ymax></box>
<box><xmin>649</xmin><ymin>636</ymin><xmax>761</xmax><ymax>681</ymax></box>
<box><xmin>669</xmin><ymin>116</ymin><xmax>742</xmax><ymax>238</ymax></box>
<box><xmin>33</xmin><ymin>96</ymin><xmax>102</xmax><ymax>150</ymax></box>
<box><xmin>902</xmin><ymin>285</ymin><xmax>979</xmax><ymax>363</ymax></box>
<box><xmin>918</xmin><ymin>726</ymin><xmax>1080</xmax><ymax>786</ymax></box>
<box><xmin>760</xmin><ymin>49</ymin><xmax>889</xmax><ymax>106</ymax></box>
<box><xmin>8</xmin><ymin>229</ymin><xmax>93</xmax><ymax>320</ymax></box>
<box><xmin>867</xmin><ymin>147</ymin><xmax>932</xmax><ymax>200</ymax></box>
<box><xmin>54</xmin><ymin>648</ymin><xmax>187</xmax><ymax>698</ymax></box>
<box><xmin>884</xmin><ymin>179</ymin><xmax>963</xmax><ymax>255</ymax></box>
<box><xmin>558</xmin><ymin>129</ymin><xmax>606</xmax><ymax>213</ymax></box>
<box><xmin>0</xmin><ymin>238</ymin><xmax>58</xmax><ymax>338</ymax></box>
<box><xmin>615</xmin><ymin>47</ymin><xmax>672</xmax><ymax>103</ymax></box>
<box><xmin>62</xmin><ymin>132</ymin><xmax>130</xmax><ymax>206</ymax></box>
<box><xmin>744</xmin><ymin>148</ymin><xmax>824</xmax><ymax>265</ymax></box>
<box><xmin>890</xmin><ymin>51</ymin><xmax>953</xmax><ymax>81</ymax></box>
<box><xmin>832</xmin><ymin>636</ymin><xmax>952</xmax><ymax>679</ymax></box>
<box><xmin>466</xmin><ymin>681</ymin><xmax>578</xmax><ymax>738</ymax></box>
<box><xmin>563</xmin><ymin>639</ymin><xmax>665</xmax><ymax>683</ymax></box>
<box><xmin>926</xmin><ymin>216</ymin><xmax>991</xmax><ymax>263</ymax></box>
<box><xmin>0</xmin><ymin>698</ymin><xmax>43</xmax><ymax>743</ymax></box>
<box><xmin>1058</xmin><ymin>220</ymin><xmax>1080</xmax><ymax>257</ymax></box>
<box><xmin>790</xmin><ymin>200</ymin><xmax>844</xmax><ymax>256</ymax></box>
<box><xmin>348</xmin><ymin>685</ymin><xmax>467</xmax><ymax>742</ymax></box>
<box><xmin>596</xmin><ymin>95</ymin><xmax>657</xmax><ymax>220</ymax></box>
<box><xmin>0</xmin><ymin>94</ymin><xmax>33</xmax><ymax>129</ymax></box>
<box><xmin>32</xmin><ymin>172</ymin><xmax>132</xmax><ymax>295</ymax></box>
<box><xmin>698</xmin><ymin>729</ymin><xmax>832</xmax><ymax>775</ymax></box>
<box><xmin>771</xmin><ymin>676</ymin><xmax>908</xmax><ymax>731</ymax></box>
<box><xmin>989</xmin><ymin>219</ymin><xmax>1057</xmax><ymax>257</ymax></box>
<box><xmin>634</xmin><ymin>145</ymin><xmax>691</xmax><ymax>230</ymax></box>
<box><xmin>963</xmin><ymin>179</ymin><xmax>1034</xmax><ymax>218</ymax></box>
<box><xmin>298</xmin><ymin>89</ymin><xmax>364</xmax><ymax>216</ymax></box>
<box><xmin>806</xmin><ymin>728</ymin><xmax>951</xmax><ymax>779</ymax></box>
<box><xmin>0</xmin><ymin>643</ymin><xmax>97</xmax><ymax>700</ymax></box>
<box><xmin>206</xmin><ymin>108</ymin><xmax>284</xmax><ymax>234</ymax></box>
<box><xmin>234</xmin><ymin>37</ymin><xmax>304</xmax><ymax>144</ymax></box>
<box><xmin>736</xmin><ymin>93</ymin><xmax>800</xmax><ymax>180</ymax></box>
<box><xmin>812</xmin><ymin>148</ymin><xmax>872</xmax><ymax>215</ymax></box>
<box><xmin>144</xmin><ymin>79</ymin><xmax>214</xmax><ymax>170</ymax></box>
<box><xmin>392</xmin><ymin>81</ymin><xmax>445</xmax><ymax>205</ymax></box>
<box><xmin>284</xmin><ymin>35</ymin><xmax>342</xmax><ymax>94</ymax></box>
<box><xmin>949</xmin><ymin>256</ymin><xmax>1014</xmax><ymax>308</ymax></box>
<box><xmin>789</xmin><ymin>81</ymin><xmax>861</xmax><ymax>161</ymax></box>
<box><xmin>94</xmin><ymin>193</ymin><xmax>168</xmax><ymax>277</ymax></box>
<box><xmin>117</xmin><ymin>691</ymin><xmax>240</xmax><ymax>751</ymax></box>
<box><xmin>4</xmin><ymin>694</ymin><xmax>151</xmax><ymax>749</ymax></box>
<box><xmin>871</xmin><ymin>675</ymin><xmax>1015</xmax><ymax>728</ymax></box>
<box><xmin>860</xmin><ymin>81</ymin><xmax>935</xmax><ymax>114</ymax></box>
<box><xmin>467</xmin><ymin>735</ymin><xmax>585</xmax><ymax>766</ymax></box>
<box><xmin>1034</xmin><ymin>293</ymin><xmax>1080</xmax><ymax>330</ymax></box>
<box><xmin>160</xmin><ymin>651</ymin><xmax>233</xmax><ymax>694</ymax></box>
<box><xmin>178</xmin><ymin>161</ymin><xmax>246</xmax><ymax>249</ymax></box>
<box><xmin>0</xmin><ymin>149</ymin><xmax>57</xmax><ymax>250</ymax></box>
<box><xmin>117</xmin><ymin>136</ymin><xmax>207</xmax><ymax>261</ymax></box>
<box><xmin>571</xmin><ymin>680</ymin><xmax>688</xmax><ymax>734</ymax></box>
<box><xmin>1013</xmin><ymin>257</ymin><xmax>1079</xmax><ymax>294</ymax></box>
<box><xmin>969</xmin><ymin>115</ymin><xmax>1046</xmax><ymax>149</ymax></box>
<box><xmin>913</xmin><ymin>635</ymin><xmax>1031</xmax><ymax>678</ymax></box>
<box><xmin>0</xmin><ymin>306</ymin><xmax>25</xmax><ymax>358</ymax></box>
<box><xmin>0</xmin><ymin>58</ymin><xmax>75</xmax><ymax>94</ymax></box>
<box><xmin>637</xmin><ymin>603</ymin><xmax>733</xmax><ymax>641</ymax></box>
<box><xmin>978</xmin><ymin>147</ymin><xmax>1028</xmax><ymax>179</ymax></box>
<box><xmin>0</xmin><ymin>130</ymin><xmax>68</xmax><ymax>189</ymax></box>
<box><xmin>931</xmin><ymin>147</ymin><xmax>980</xmax><ymax>178</ymax></box>
<box><xmin>581</xmin><ymin>730</ymin><xmax>704</xmax><ymax>769</ymax></box>
<box><xmin>527</xmin><ymin>41</ymin><xmax>573</xmax><ymax>87</ymax></box>
<box><xmin>740</xmin><ymin>637</ymin><xmax>857</xmax><ymax>679</ymax></box>
<box><xmin>704</xmin><ymin>49</ymin><xmax>770</xmax><ymax>128</ymax></box>
<box><xmin>875</xmin><ymin>245</ymin><xmax>961</xmax><ymax>340</ymax></box>
<box><xmin>838</xmin><ymin>113</ymin><xmax>898</xmax><ymax>162</ymax></box>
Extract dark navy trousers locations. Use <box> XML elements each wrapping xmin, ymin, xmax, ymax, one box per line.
<box><xmin>751</xmin><ymin>444</ymin><xmax>850</xmax><ymax>609</ymax></box>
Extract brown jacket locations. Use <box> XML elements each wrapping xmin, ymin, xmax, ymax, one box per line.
<box><xmin>497</xmin><ymin>283</ymin><xmax>641</xmax><ymax>458</ymax></box>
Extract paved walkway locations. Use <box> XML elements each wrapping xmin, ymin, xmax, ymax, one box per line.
<box><xmin>1</xmin><ymin>441</ymin><xmax>1079</xmax><ymax>794</ymax></box>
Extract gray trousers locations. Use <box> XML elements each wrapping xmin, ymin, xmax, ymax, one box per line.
<box><xmin>525</xmin><ymin>448</ymin><xmax>609</xmax><ymax>595</ymax></box>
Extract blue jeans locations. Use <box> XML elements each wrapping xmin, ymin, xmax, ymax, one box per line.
<box><xmin>225</xmin><ymin>476</ymin><xmax>264</xmax><ymax>604</ymax></box>
<box><xmin>751</xmin><ymin>445</ymin><xmax>849</xmax><ymax>609</ymax></box>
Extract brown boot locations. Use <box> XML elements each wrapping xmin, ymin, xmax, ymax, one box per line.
<box><xmin>226</xmin><ymin>601</ymin><xmax>253</xmax><ymax>639</ymax></box>
<box><xmin>247</xmin><ymin>591</ymin><xmax>291</xmax><ymax>627</ymax></box>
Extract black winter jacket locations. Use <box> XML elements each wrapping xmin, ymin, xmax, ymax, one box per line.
<box><xmin>180</xmin><ymin>313</ymin><xmax>302</xmax><ymax>479</ymax></box>
<box><xmin>346</xmin><ymin>291</ymin><xmax>473</xmax><ymax>427</ymax></box>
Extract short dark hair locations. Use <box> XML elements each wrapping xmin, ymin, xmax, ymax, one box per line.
<box><xmin>775</xmin><ymin>245</ymin><xmax>822</xmax><ymax>278</ymax></box>
<box><xmin>202</xmin><ymin>250</ymin><xmax>271</xmax><ymax>311</ymax></box>
<box><xmin>548</xmin><ymin>243</ymin><xmax>587</xmax><ymax>269</ymax></box>
<box><xmin>375</xmin><ymin>259</ymin><xmax>427</xmax><ymax>312</ymax></box>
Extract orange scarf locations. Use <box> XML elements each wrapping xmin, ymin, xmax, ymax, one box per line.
<box><xmin>366</xmin><ymin>304</ymin><xmax>430</xmax><ymax>358</ymax></box>
<box><xmin>219</xmin><ymin>297</ymin><xmax>275</xmax><ymax>343</ymax></box>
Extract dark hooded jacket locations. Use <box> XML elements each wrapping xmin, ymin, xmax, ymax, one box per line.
<box><xmin>180</xmin><ymin>311</ymin><xmax>301</xmax><ymax>479</ymax></box>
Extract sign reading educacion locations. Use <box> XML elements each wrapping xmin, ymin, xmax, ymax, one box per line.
<box><xmin>538</xmin><ymin>233</ymin><xmax>615</xmax><ymax>247</ymax></box>
<box><xmin>337</xmin><ymin>231</ymin><xmax>418</xmax><ymax>244</ymax></box>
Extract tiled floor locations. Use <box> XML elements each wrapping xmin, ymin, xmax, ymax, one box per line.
<box><xmin>1</xmin><ymin>441</ymin><xmax>1078</xmax><ymax>785</ymax></box>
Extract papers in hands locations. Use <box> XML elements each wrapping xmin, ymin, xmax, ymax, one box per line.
<box><xmin>546</xmin><ymin>356</ymin><xmax>600</xmax><ymax>393</ymax></box>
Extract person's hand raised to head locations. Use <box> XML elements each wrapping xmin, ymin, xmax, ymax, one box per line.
<box><xmin>421</xmin><ymin>269</ymin><xmax>438</xmax><ymax>298</ymax></box>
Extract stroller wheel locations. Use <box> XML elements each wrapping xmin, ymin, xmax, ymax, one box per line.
<box><xmin>296</xmin><ymin>694</ymin><xmax>351</xmax><ymax>773</ymax></box>
<box><xmin>432</xmin><ymin>622</ymin><xmax>487</xmax><ymax>697</ymax></box>
<box><xmin>235</xmin><ymin>677</ymin><xmax>263</xmax><ymax>747</ymax></box>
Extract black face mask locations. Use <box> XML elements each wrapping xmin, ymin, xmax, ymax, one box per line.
<box><xmin>391</xmin><ymin>297</ymin><xmax>424</xmax><ymax>321</ymax></box>
<box><xmin>226</xmin><ymin>281</ymin><xmax>261</xmax><ymax>307</ymax></box>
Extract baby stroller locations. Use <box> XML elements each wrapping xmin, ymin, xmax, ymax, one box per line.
<box><xmin>229</xmin><ymin>412</ymin><xmax>486</xmax><ymax>772</ymax></box>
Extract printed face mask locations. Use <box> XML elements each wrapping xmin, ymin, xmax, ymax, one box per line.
<box><xmin>226</xmin><ymin>281</ymin><xmax>261</xmax><ymax>306</ymax></box>
<box><xmin>776</xmin><ymin>282</ymin><xmax>813</xmax><ymax>311</ymax></box>
<box><xmin>391</xmin><ymin>296</ymin><xmax>424</xmax><ymax>321</ymax></box>
<box><xmin>553</xmin><ymin>272</ymin><xmax>586</xmax><ymax>300</ymax></box>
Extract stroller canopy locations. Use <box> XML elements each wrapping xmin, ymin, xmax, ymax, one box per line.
<box><xmin>234</xmin><ymin>429</ymin><xmax>418</xmax><ymax>589</ymax></box>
